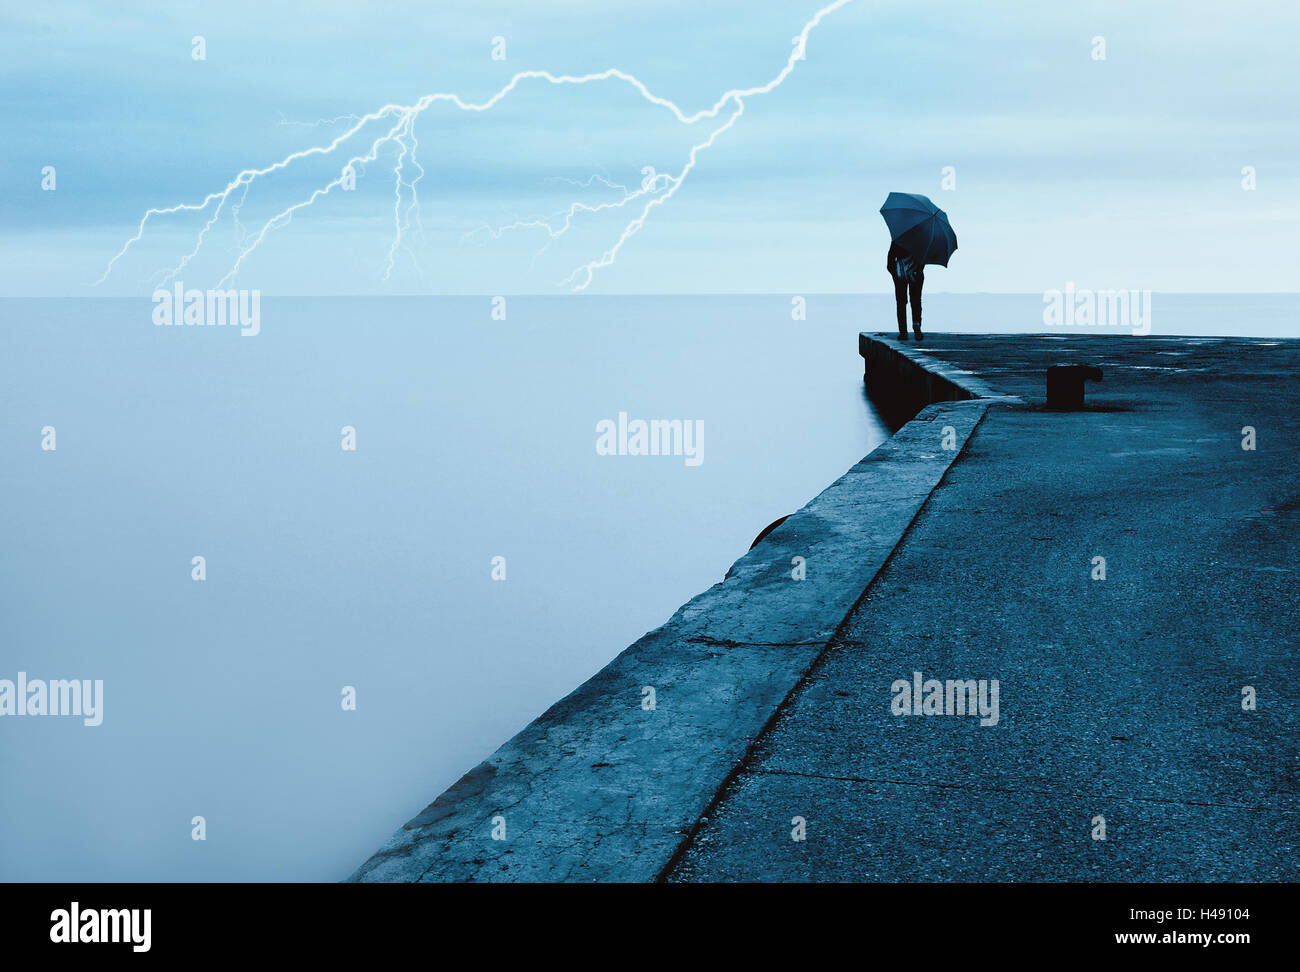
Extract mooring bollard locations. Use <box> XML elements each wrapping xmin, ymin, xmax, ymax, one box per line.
<box><xmin>1046</xmin><ymin>364</ymin><xmax>1103</xmax><ymax>410</ymax></box>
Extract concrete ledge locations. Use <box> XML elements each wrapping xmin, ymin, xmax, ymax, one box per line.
<box><xmin>349</xmin><ymin>335</ymin><xmax>1016</xmax><ymax>883</ymax></box>
<box><xmin>859</xmin><ymin>333</ymin><xmax>1017</xmax><ymax>405</ymax></box>
<box><xmin>349</xmin><ymin>396</ymin><xmax>990</xmax><ymax>882</ymax></box>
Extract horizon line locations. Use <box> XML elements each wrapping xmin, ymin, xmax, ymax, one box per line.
<box><xmin>5</xmin><ymin>291</ymin><xmax>1300</xmax><ymax>300</ymax></box>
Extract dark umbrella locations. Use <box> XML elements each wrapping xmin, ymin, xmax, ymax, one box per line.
<box><xmin>879</xmin><ymin>192</ymin><xmax>957</xmax><ymax>268</ymax></box>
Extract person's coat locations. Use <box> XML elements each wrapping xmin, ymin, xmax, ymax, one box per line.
<box><xmin>887</xmin><ymin>242</ymin><xmax>923</xmax><ymax>283</ymax></box>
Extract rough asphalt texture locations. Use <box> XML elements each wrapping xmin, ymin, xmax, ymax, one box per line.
<box><xmin>668</xmin><ymin>334</ymin><xmax>1300</xmax><ymax>881</ymax></box>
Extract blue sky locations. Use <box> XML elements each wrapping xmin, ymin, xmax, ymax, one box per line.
<box><xmin>2</xmin><ymin>0</ymin><xmax>1297</xmax><ymax>295</ymax></box>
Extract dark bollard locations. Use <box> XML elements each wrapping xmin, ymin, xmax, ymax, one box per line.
<box><xmin>1046</xmin><ymin>365</ymin><xmax>1103</xmax><ymax>410</ymax></box>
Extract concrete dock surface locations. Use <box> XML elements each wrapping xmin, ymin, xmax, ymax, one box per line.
<box><xmin>667</xmin><ymin>334</ymin><xmax>1300</xmax><ymax>881</ymax></box>
<box><xmin>353</xmin><ymin>333</ymin><xmax>1298</xmax><ymax>882</ymax></box>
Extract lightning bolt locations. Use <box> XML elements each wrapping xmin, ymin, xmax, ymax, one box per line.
<box><xmin>276</xmin><ymin>109</ymin><xmax>364</xmax><ymax>129</ymax></box>
<box><xmin>98</xmin><ymin>0</ymin><xmax>851</xmax><ymax>291</ymax></box>
<box><xmin>463</xmin><ymin>171</ymin><xmax>677</xmax><ymax>257</ymax></box>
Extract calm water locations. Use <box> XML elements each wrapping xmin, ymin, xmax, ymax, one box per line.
<box><xmin>0</xmin><ymin>295</ymin><xmax>887</xmax><ymax>881</ymax></box>
<box><xmin>2</xmin><ymin>293</ymin><xmax>1294</xmax><ymax>881</ymax></box>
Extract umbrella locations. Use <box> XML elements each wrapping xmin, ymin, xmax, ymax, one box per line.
<box><xmin>879</xmin><ymin>192</ymin><xmax>957</xmax><ymax>268</ymax></box>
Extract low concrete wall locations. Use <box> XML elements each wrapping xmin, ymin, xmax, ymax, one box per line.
<box><xmin>859</xmin><ymin>333</ymin><xmax>997</xmax><ymax>409</ymax></box>
<box><xmin>349</xmin><ymin>343</ymin><xmax>992</xmax><ymax>883</ymax></box>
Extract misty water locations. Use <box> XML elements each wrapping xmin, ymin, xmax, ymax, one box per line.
<box><xmin>1</xmin><ymin>294</ymin><xmax>887</xmax><ymax>880</ymax></box>
<box><xmin>1</xmin><ymin>293</ymin><xmax>1293</xmax><ymax>880</ymax></box>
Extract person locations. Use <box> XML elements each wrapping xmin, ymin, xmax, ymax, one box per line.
<box><xmin>887</xmin><ymin>241</ymin><xmax>923</xmax><ymax>341</ymax></box>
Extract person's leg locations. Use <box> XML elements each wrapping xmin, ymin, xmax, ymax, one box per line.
<box><xmin>910</xmin><ymin>274</ymin><xmax>924</xmax><ymax>340</ymax></box>
<box><xmin>893</xmin><ymin>274</ymin><xmax>909</xmax><ymax>338</ymax></box>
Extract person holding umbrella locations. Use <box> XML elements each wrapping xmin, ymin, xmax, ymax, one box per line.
<box><xmin>887</xmin><ymin>240</ymin><xmax>924</xmax><ymax>341</ymax></box>
<box><xmin>879</xmin><ymin>192</ymin><xmax>957</xmax><ymax>342</ymax></box>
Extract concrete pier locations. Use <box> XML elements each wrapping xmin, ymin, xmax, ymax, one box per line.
<box><xmin>859</xmin><ymin>331</ymin><xmax>988</xmax><ymax>404</ymax></box>
<box><xmin>354</xmin><ymin>333</ymin><xmax>1300</xmax><ymax>882</ymax></box>
<box><xmin>671</xmin><ymin>333</ymin><xmax>1300</xmax><ymax>881</ymax></box>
